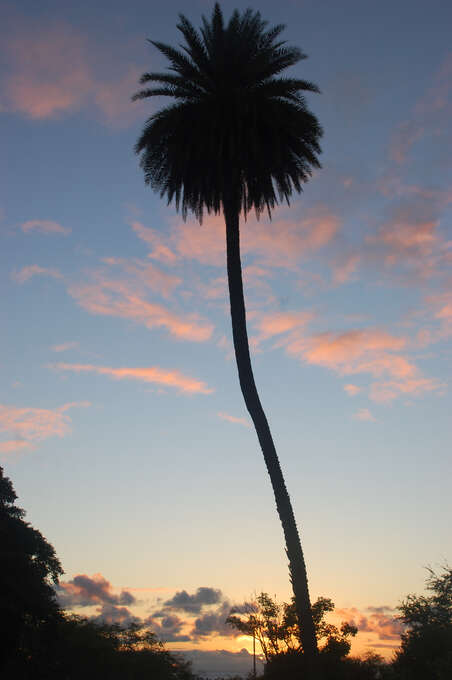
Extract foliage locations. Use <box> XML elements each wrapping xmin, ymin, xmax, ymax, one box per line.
<box><xmin>0</xmin><ymin>467</ymin><xmax>195</xmax><ymax>679</ymax></box>
<box><xmin>227</xmin><ymin>592</ymin><xmax>357</xmax><ymax>662</ymax></box>
<box><xmin>393</xmin><ymin>565</ymin><xmax>452</xmax><ymax>679</ymax></box>
<box><xmin>133</xmin><ymin>2</ymin><xmax>322</xmax><ymax>221</ymax></box>
<box><xmin>0</xmin><ymin>466</ymin><xmax>63</xmax><ymax>672</ymax></box>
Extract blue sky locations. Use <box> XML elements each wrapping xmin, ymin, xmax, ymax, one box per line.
<box><xmin>1</xmin><ymin>0</ymin><xmax>451</xmax><ymax>668</ymax></box>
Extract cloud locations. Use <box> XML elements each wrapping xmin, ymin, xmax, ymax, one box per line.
<box><xmin>92</xmin><ymin>604</ymin><xmax>141</xmax><ymax>627</ymax></box>
<box><xmin>21</xmin><ymin>219</ymin><xmax>71</xmax><ymax>235</ymax></box>
<box><xmin>131</xmin><ymin>206</ymin><xmax>340</xmax><ymax>269</ymax></box>
<box><xmin>144</xmin><ymin>614</ymin><xmax>191</xmax><ymax>643</ymax></box>
<box><xmin>335</xmin><ymin>606</ymin><xmax>404</xmax><ymax>642</ymax></box>
<box><xmin>278</xmin><ymin>327</ymin><xmax>443</xmax><ymax>403</ymax></box>
<box><xmin>344</xmin><ymin>384</ymin><xmax>361</xmax><ymax>396</ymax></box>
<box><xmin>389</xmin><ymin>121</ymin><xmax>425</xmax><ymax>165</ymax></box>
<box><xmin>51</xmin><ymin>362</ymin><xmax>213</xmax><ymax>395</ymax></box>
<box><xmin>353</xmin><ymin>408</ymin><xmax>376</xmax><ymax>422</ymax></box>
<box><xmin>218</xmin><ymin>412</ymin><xmax>250</xmax><ymax>427</ymax></box>
<box><xmin>369</xmin><ymin>377</ymin><xmax>445</xmax><ymax>404</ymax></box>
<box><xmin>68</xmin><ymin>275</ymin><xmax>213</xmax><ymax>342</ymax></box>
<box><xmin>0</xmin><ymin>440</ymin><xmax>34</xmax><ymax>454</ymax></box>
<box><xmin>51</xmin><ymin>341</ymin><xmax>79</xmax><ymax>353</ymax></box>
<box><xmin>12</xmin><ymin>265</ymin><xmax>63</xmax><ymax>283</ymax></box>
<box><xmin>163</xmin><ymin>587</ymin><xmax>223</xmax><ymax>614</ymax></box>
<box><xmin>57</xmin><ymin>573</ymin><xmax>136</xmax><ymax>609</ymax></box>
<box><xmin>286</xmin><ymin>329</ymin><xmax>407</xmax><ymax>374</ymax></box>
<box><xmin>331</xmin><ymin>254</ymin><xmax>360</xmax><ymax>285</ymax></box>
<box><xmin>252</xmin><ymin>310</ymin><xmax>313</xmax><ymax>345</ymax></box>
<box><xmin>191</xmin><ymin>601</ymin><xmax>236</xmax><ymax>639</ymax></box>
<box><xmin>130</xmin><ymin>222</ymin><xmax>179</xmax><ymax>264</ymax></box>
<box><xmin>100</xmin><ymin>258</ymin><xmax>181</xmax><ymax>299</ymax></box>
<box><xmin>0</xmin><ymin>401</ymin><xmax>89</xmax><ymax>456</ymax></box>
<box><xmin>0</xmin><ymin>20</ymin><xmax>143</xmax><ymax>125</ymax></box>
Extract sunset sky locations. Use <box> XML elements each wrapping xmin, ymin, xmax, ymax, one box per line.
<box><xmin>1</xmin><ymin>0</ymin><xmax>451</xmax><ymax>673</ymax></box>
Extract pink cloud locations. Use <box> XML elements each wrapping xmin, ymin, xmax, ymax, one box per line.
<box><xmin>344</xmin><ymin>384</ymin><xmax>361</xmax><ymax>396</ymax></box>
<box><xmin>336</xmin><ymin>606</ymin><xmax>404</xmax><ymax>642</ymax></box>
<box><xmin>0</xmin><ymin>440</ymin><xmax>34</xmax><ymax>454</ymax></box>
<box><xmin>218</xmin><ymin>412</ymin><xmax>250</xmax><ymax>427</ymax></box>
<box><xmin>101</xmin><ymin>258</ymin><xmax>181</xmax><ymax>298</ymax></box>
<box><xmin>131</xmin><ymin>206</ymin><xmax>340</xmax><ymax>269</ymax></box>
<box><xmin>278</xmin><ymin>327</ymin><xmax>442</xmax><ymax>403</ymax></box>
<box><xmin>0</xmin><ymin>21</ymin><xmax>144</xmax><ymax>125</ymax></box>
<box><xmin>68</xmin><ymin>275</ymin><xmax>213</xmax><ymax>342</ymax></box>
<box><xmin>331</xmin><ymin>254</ymin><xmax>360</xmax><ymax>284</ymax></box>
<box><xmin>353</xmin><ymin>408</ymin><xmax>376</xmax><ymax>422</ymax></box>
<box><xmin>12</xmin><ymin>265</ymin><xmax>63</xmax><ymax>283</ymax></box>
<box><xmin>51</xmin><ymin>341</ymin><xmax>79</xmax><ymax>353</ymax></box>
<box><xmin>21</xmin><ymin>219</ymin><xmax>71</xmax><ymax>235</ymax></box>
<box><xmin>253</xmin><ymin>310</ymin><xmax>313</xmax><ymax>343</ymax></box>
<box><xmin>389</xmin><ymin>121</ymin><xmax>424</xmax><ymax>165</ymax></box>
<box><xmin>290</xmin><ymin>329</ymin><xmax>406</xmax><ymax>371</ymax></box>
<box><xmin>131</xmin><ymin>222</ymin><xmax>179</xmax><ymax>264</ymax></box>
<box><xmin>52</xmin><ymin>363</ymin><xmax>213</xmax><ymax>395</ymax></box>
<box><xmin>369</xmin><ymin>377</ymin><xmax>445</xmax><ymax>404</ymax></box>
<box><xmin>0</xmin><ymin>401</ymin><xmax>89</xmax><ymax>456</ymax></box>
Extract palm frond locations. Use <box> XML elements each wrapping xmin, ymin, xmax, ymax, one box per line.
<box><xmin>135</xmin><ymin>2</ymin><xmax>322</xmax><ymax>221</ymax></box>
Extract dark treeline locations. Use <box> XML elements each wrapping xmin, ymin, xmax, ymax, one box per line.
<box><xmin>1</xmin><ymin>465</ymin><xmax>451</xmax><ymax>679</ymax></box>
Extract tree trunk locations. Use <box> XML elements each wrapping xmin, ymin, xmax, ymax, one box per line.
<box><xmin>223</xmin><ymin>201</ymin><xmax>319</xmax><ymax>668</ymax></box>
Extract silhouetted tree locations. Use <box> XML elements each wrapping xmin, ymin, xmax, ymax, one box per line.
<box><xmin>393</xmin><ymin>565</ymin><xmax>452</xmax><ymax>679</ymax></box>
<box><xmin>133</xmin><ymin>4</ymin><xmax>322</xmax><ymax>668</ymax></box>
<box><xmin>227</xmin><ymin>592</ymin><xmax>356</xmax><ymax>663</ymax></box>
<box><xmin>0</xmin><ymin>466</ymin><xmax>63</xmax><ymax>675</ymax></box>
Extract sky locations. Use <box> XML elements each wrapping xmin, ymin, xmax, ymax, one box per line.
<box><xmin>1</xmin><ymin>0</ymin><xmax>451</xmax><ymax>674</ymax></box>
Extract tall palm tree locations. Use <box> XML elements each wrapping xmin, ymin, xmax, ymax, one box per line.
<box><xmin>133</xmin><ymin>3</ymin><xmax>322</xmax><ymax>667</ymax></box>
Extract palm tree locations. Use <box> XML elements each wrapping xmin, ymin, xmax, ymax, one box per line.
<box><xmin>133</xmin><ymin>3</ymin><xmax>322</xmax><ymax>667</ymax></box>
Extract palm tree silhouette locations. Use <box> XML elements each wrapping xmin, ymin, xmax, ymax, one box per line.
<box><xmin>133</xmin><ymin>3</ymin><xmax>322</xmax><ymax>666</ymax></box>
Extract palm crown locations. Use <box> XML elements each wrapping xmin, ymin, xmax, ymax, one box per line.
<box><xmin>133</xmin><ymin>3</ymin><xmax>322</xmax><ymax>220</ymax></box>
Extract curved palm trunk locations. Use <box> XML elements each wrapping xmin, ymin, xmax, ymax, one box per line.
<box><xmin>224</xmin><ymin>202</ymin><xmax>319</xmax><ymax>667</ymax></box>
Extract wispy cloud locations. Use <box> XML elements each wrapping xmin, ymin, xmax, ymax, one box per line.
<box><xmin>344</xmin><ymin>384</ymin><xmax>361</xmax><ymax>396</ymax></box>
<box><xmin>218</xmin><ymin>412</ymin><xmax>250</xmax><ymax>427</ymax></box>
<box><xmin>131</xmin><ymin>206</ymin><xmax>340</xmax><ymax>269</ymax></box>
<box><xmin>51</xmin><ymin>341</ymin><xmax>79</xmax><ymax>353</ymax></box>
<box><xmin>21</xmin><ymin>219</ymin><xmax>71</xmax><ymax>235</ymax></box>
<box><xmin>353</xmin><ymin>408</ymin><xmax>376</xmax><ymax>422</ymax></box>
<box><xmin>12</xmin><ymin>264</ymin><xmax>63</xmax><ymax>283</ymax></box>
<box><xmin>0</xmin><ymin>20</ymin><xmax>143</xmax><ymax>125</ymax></box>
<box><xmin>51</xmin><ymin>362</ymin><xmax>213</xmax><ymax>395</ymax></box>
<box><xmin>0</xmin><ymin>401</ymin><xmax>90</xmax><ymax>456</ymax></box>
<box><xmin>68</xmin><ymin>275</ymin><xmax>213</xmax><ymax>342</ymax></box>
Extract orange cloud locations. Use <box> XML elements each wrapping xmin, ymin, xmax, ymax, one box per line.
<box><xmin>52</xmin><ymin>363</ymin><xmax>213</xmax><ymax>395</ymax></box>
<box><xmin>68</xmin><ymin>276</ymin><xmax>213</xmax><ymax>342</ymax></box>
<box><xmin>0</xmin><ymin>401</ymin><xmax>90</xmax><ymax>456</ymax></box>
<box><xmin>218</xmin><ymin>412</ymin><xmax>250</xmax><ymax>427</ymax></box>
<box><xmin>12</xmin><ymin>265</ymin><xmax>63</xmax><ymax>283</ymax></box>
<box><xmin>21</xmin><ymin>219</ymin><xmax>71</xmax><ymax>235</ymax></box>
